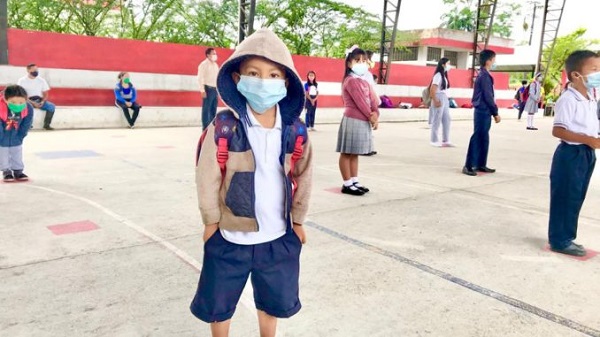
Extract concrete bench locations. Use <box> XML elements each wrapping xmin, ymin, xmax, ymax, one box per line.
<box><xmin>30</xmin><ymin>107</ymin><xmax>519</xmax><ymax>130</ymax></box>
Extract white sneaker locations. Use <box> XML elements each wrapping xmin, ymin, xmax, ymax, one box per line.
<box><xmin>442</xmin><ymin>142</ymin><xmax>455</xmax><ymax>147</ymax></box>
<box><xmin>430</xmin><ymin>142</ymin><xmax>442</xmax><ymax>147</ymax></box>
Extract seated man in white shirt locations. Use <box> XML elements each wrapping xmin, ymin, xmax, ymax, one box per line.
<box><xmin>17</xmin><ymin>64</ymin><xmax>57</xmax><ymax>130</ymax></box>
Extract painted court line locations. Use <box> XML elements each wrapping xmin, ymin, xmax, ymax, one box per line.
<box><xmin>35</xmin><ymin>150</ymin><xmax>101</xmax><ymax>160</ymax></box>
<box><xmin>22</xmin><ymin>184</ymin><xmax>259</xmax><ymax>322</ymax></box>
<box><xmin>305</xmin><ymin>220</ymin><xmax>600</xmax><ymax>337</ymax></box>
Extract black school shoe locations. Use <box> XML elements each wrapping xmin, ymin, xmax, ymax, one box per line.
<box><xmin>476</xmin><ymin>167</ymin><xmax>496</xmax><ymax>173</ymax></box>
<box><xmin>550</xmin><ymin>243</ymin><xmax>587</xmax><ymax>257</ymax></box>
<box><xmin>526</xmin><ymin>127</ymin><xmax>539</xmax><ymax>130</ymax></box>
<box><xmin>14</xmin><ymin>171</ymin><xmax>29</xmax><ymax>181</ymax></box>
<box><xmin>3</xmin><ymin>171</ymin><xmax>15</xmax><ymax>182</ymax></box>
<box><xmin>353</xmin><ymin>183</ymin><xmax>370</xmax><ymax>193</ymax></box>
<box><xmin>341</xmin><ymin>185</ymin><xmax>365</xmax><ymax>196</ymax></box>
<box><xmin>462</xmin><ymin>166</ymin><xmax>477</xmax><ymax>176</ymax></box>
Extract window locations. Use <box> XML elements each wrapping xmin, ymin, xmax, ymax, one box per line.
<box><xmin>427</xmin><ymin>47</ymin><xmax>442</xmax><ymax>62</ymax></box>
<box><xmin>391</xmin><ymin>46</ymin><xmax>419</xmax><ymax>61</ymax></box>
<box><xmin>444</xmin><ymin>50</ymin><xmax>458</xmax><ymax>67</ymax></box>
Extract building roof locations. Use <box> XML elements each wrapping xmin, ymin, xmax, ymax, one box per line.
<box><xmin>399</xmin><ymin>28</ymin><xmax>515</xmax><ymax>55</ymax></box>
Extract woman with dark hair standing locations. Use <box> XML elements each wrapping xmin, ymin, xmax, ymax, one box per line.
<box><xmin>304</xmin><ymin>71</ymin><xmax>318</xmax><ymax>131</ymax></box>
<box><xmin>428</xmin><ymin>58</ymin><xmax>453</xmax><ymax>147</ymax></box>
<box><xmin>336</xmin><ymin>47</ymin><xmax>379</xmax><ymax>196</ymax></box>
<box><xmin>114</xmin><ymin>72</ymin><xmax>141</xmax><ymax>129</ymax></box>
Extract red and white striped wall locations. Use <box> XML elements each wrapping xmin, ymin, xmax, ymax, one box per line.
<box><xmin>2</xmin><ymin>29</ymin><xmax>517</xmax><ymax>110</ymax></box>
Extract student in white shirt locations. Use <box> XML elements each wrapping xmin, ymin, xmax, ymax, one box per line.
<box><xmin>17</xmin><ymin>64</ymin><xmax>57</xmax><ymax>130</ymax></box>
<box><xmin>428</xmin><ymin>58</ymin><xmax>453</xmax><ymax>147</ymax></box>
<box><xmin>304</xmin><ymin>71</ymin><xmax>318</xmax><ymax>131</ymax></box>
<box><xmin>548</xmin><ymin>50</ymin><xmax>600</xmax><ymax>257</ymax></box>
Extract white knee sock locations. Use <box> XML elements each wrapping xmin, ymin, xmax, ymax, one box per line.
<box><xmin>527</xmin><ymin>114</ymin><xmax>533</xmax><ymax>128</ymax></box>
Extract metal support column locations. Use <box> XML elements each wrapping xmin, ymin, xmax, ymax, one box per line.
<box><xmin>536</xmin><ymin>0</ymin><xmax>566</xmax><ymax>80</ymax></box>
<box><xmin>378</xmin><ymin>0</ymin><xmax>402</xmax><ymax>84</ymax></box>
<box><xmin>0</xmin><ymin>0</ymin><xmax>8</xmax><ymax>64</ymax></box>
<box><xmin>470</xmin><ymin>0</ymin><xmax>497</xmax><ymax>86</ymax></box>
<box><xmin>238</xmin><ymin>0</ymin><xmax>256</xmax><ymax>44</ymax></box>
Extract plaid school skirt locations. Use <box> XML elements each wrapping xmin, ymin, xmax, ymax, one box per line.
<box><xmin>336</xmin><ymin>116</ymin><xmax>373</xmax><ymax>155</ymax></box>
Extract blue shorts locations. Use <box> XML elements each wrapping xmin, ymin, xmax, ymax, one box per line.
<box><xmin>190</xmin><ymin>229</ymin><xmax>302</xmax><ymax>323</ymax></box>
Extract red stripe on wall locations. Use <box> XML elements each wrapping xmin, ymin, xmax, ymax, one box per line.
<box><xmin>7</xmin><ymin>29</ymin><xmax>511</xmax><ymax>89</ymax></box>
<box><xmin>43</xmin><ymin>88</ymin><xmax>515</xmax><ymax>108</ymax></box>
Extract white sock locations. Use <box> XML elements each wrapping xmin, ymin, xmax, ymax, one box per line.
<box><xmin>343</xmin><ymin>179</ymin><xmax>354</xmax><ymax>187</ymax></box>
<box><xmin>527</xmin><ymin>115</ymin><xmax>533</xmax><ymax>128</ymax></box>
<box><xmin>351</xmin><ymin>177</ymin><xmax>363</xmax><ymax>187</ymax></box>
<box><xmin>530</xmin><ymin>114</ymin><xmax>535</xmax><ymax>127</ymax></box>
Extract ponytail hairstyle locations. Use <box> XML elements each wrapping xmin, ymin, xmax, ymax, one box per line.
<box><xmin>433</xmin><ymin>57</ymin><xmax>450</xmax><ymax>90</ymax></box>
<box><xmin>343</xmin><ymin>47</ymin><xmax>367</xmax><ymax>81</ymax></box>
<box><xmin>117</xmin><ymin>72</ymin><xmax>127</xmax><ymax>81</ymax></box>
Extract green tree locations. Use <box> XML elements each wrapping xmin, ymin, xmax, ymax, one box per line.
<box><xmin>255</xmin><ymin>0</ymin><xmax>381</xmax><ymax>57</ymax></box>
<box><xmin>8</xmin><ymin>0</ymin><xmax>73</xmax><ymax>34</ymax></box>
<box><xmin>440</xmin><ymin>0</ymin><xmax>521</xmax><ymax>38</ymax></box>
<box><xmin>541</xmin><ymin>28</ymin><xmax>599</xmax><ymax>95</ymax></box>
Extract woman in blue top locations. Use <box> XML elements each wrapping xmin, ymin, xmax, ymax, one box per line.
<box><xmin>114</xmin><ymin>72</ymin><xmax>141</xmax><ymax>129</ymax></box>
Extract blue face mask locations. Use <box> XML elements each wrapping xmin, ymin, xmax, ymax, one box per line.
<box><xmin>236</xmin><ymin>75</ymin><xmax>287</xmax><ymax>114</ymax></box>
<box><xmin>352</xmin><ymin>63</ymin><xmax>369</xmax><ymax>76</ymax></box>
<box><xmin>491</xmin><ymin>62</ymin><xmax>497</xmax><ymax>70</ymax></box>
<box><xmin>584</xmin><ymin>71</ymin><xmax>600</xmax><ymax>89</ymax></box>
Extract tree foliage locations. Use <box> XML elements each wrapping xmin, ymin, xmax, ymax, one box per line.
<box><xmin>440</xmin><ymin>0</ymin><xmax>521</xmax><ymax>38</ymax></box>
<box><xmin>7</xmin><ymin>0</ymin><xmax>383</xmax><ymax>58</ymax></box>
<box><xmin>542</xmin><ymin>28</ymin><xmax>599</xmax><ymax>94</ymax></box>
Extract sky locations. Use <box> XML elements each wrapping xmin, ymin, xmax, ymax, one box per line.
<box><xmin>339</xmin><ymin>0</ymin><xmax>600</xmax><ymax>42</ymax></box>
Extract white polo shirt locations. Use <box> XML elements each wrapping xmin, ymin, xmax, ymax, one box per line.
<box><xmin>221</xmin><ymin>105</ymin><xmax>287</xmax><ymax>245</ymax></box>
<box><xmin>553</xmin><ymin>87</ymin><xmax>599</xmax><ymax>145</ymax></box>
<box><xmin>17</xmin><ymin>76</ymin><xmax>50</xmax><ymax>98</ymax></box>
<box><xmin>431</xmin><ymin>73</ymin><xmax>448</xmax><ymax>93</ymax></box>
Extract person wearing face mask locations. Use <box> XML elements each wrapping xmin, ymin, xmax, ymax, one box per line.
<box><xmin>428</xmin><ymin>57</ymin><xmax>453</xmax><ymax>147</ymax></box>
<box><xmin>547</xmin><ymin>50</ymin><xmax>600</xmax><ymax>257</ymax></box>
<box><xmin>462</xmin><ymin>49</ymin><xmax>501</xmax><ymax>176</ymax></box>
<box><xmin>524</xmin><ymin>72</ymin><xmax>543</xmax><ymax>130</ymax></box>
<box><xmin>197</xmin><ymin>48</ymin><xmax>220</xmax><ymax>129</ymax></box>
<box><xmin>17</xmin><ymin>64</ymin><xmax>56</xmax><ymax>130</ymax></box>
<box><xmin>114</xmin><ymin>72</ymin><xmax>142</xmax><ymax>129</ymax></box>
<box><xmin>191</xmin><ymin>29</ymin><xmax>313</xmax><ymax>337</ymax></box>
<box><xmin>0</xmin><ymin>85</ymin><xmax>33</xmax><ymax>182</ymax></box>
<box><xmin>335</xmin><ymin>47</ymin><xmax>380</xmax><ymax>196</ymax></box>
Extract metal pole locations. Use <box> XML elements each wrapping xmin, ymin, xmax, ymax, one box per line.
<box><xmin>536</xmin><ymin>0</ymin><xmax>550</xmax><ymax>74</ymax></box>
<box><xmin>378</xmin><ymin>0</ymin><xmax>389</xmax><ymax>84</ymax></box>
<box><xmin>528</xmin><ymin>4</ymin><xmax>537</xmax><ymax>46</ymax></box>
<box><xmin>0</xmin><ymin>0</ymin><xmax>8</xmax><ymax>64</ymax></box>
<box><xmin>484</xmin><ymin>0</ymin><xmax>497</xmax><ymax>49</ymax></box>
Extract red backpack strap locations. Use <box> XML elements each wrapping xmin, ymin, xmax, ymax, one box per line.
<box><xmin>213</xmin><ymin>110</ymin><xmax>239</xmax><ymax>180</ymax></box>
<box><xmin>288</xmin><ymin>120</ymin><xmax>308</xmax><ymax>197</ymax></box>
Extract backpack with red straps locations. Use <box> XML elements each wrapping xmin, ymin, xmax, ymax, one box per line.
<box><xmin>196</xmin><ymin>110</ymin><xmax>307</xmax><ymax>195</ymax></box>
<box><xmin>522</xmin><ymin>84</ymin><xmax>532</xmax><ymax>103</ymax></box>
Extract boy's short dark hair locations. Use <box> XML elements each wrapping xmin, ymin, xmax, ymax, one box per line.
<box><xmin>4</xmin><ymin>85</ymin><xmax>28</xmax><ymax>99</ymax></box>
<box><xmin>521</xmin><ymin>80</ymin><xmax>528</xmax><ymax>85</ymax></box>
<box><xmin>26</xmin><ymin>63</ymin><xmax>36</xmax><ymax>70</ymax></box>
<box><xmin>565</xmin><ymin>50</ymin><xmax>600</xmax><ymax>81</ymax></box>
<box><xmin>479</xmin><ymin>49</ymin><xmax>496</xmax><ymax>67</ymax></box>
<box><xmin>205</xmin><ymin>48</ymin><xmax>215</xmax><ymax>57</ymax></box>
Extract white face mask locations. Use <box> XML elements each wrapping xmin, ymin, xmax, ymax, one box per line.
<box><xmin>445</xmin><ymin>65</ymin><xmax>451</xmax><ymax>72</ymax></box>
<box><xmin>210</xmin><ymin>55</ymin><xmax>218</xmax><ymax>62</ymax></box>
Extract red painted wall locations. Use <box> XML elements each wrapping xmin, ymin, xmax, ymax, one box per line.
<box><xmin>7</xmin><ymin>29</ymin><xmax>512</xmax><ymax>107</ymax></box>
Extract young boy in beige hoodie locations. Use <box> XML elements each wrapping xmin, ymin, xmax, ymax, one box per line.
<box><xmin>190</xmin><ymin>29</ymin><xmax>313</xmax><ymax>337</ymax></box>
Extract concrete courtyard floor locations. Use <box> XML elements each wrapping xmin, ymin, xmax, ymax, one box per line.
<box><xmin>2</xmin><ymin>114</ymin><xmax>600</xmax><ymax>337</ymax></box>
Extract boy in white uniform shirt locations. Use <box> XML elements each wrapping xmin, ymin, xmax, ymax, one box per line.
<box><xmin>548</xmin><ymin>50</ymin><xmax>600</xmax><ymax>257</ymax></box>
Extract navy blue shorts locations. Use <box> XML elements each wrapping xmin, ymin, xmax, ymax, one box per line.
<box><xmin>190</xmin><ymin>229</ymin><xmax>302</xmax><ymax>323</ymax></box>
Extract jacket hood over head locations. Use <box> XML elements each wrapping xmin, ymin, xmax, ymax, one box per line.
<box><xmin>217</xmin><ymin>28</ymin><xmax>305</xmax><ymax>126</ymax></box>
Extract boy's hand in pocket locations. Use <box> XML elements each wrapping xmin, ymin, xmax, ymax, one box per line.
<box><xmin>203</xmin><ymin>223</ymin><xmax>219</xmax><ymax>242</ymax></box>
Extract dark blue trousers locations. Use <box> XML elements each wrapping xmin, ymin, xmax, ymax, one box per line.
<box><xmin>548</xmin><ymin>142</ymin><xmax>596</xmax><ymax>249</ymax></box>
<box><xmin>202</xmin><ymin>86</ymin><xmax>218</xmax><ymax>129</ymax></box>
<box><xmin>305</xmin><ymin>96</ymin><xmax>317</xmax><ymax>128</ymax></box>
<box><xmin>465</xmin><ymin>109</ymin><xmax>492</xmax><ymax>169</ymax></box>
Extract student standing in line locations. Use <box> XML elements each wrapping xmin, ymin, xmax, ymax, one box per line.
<box><xmin>428</xmin><ymin>57</ymin><xmax>453</xmax><ymax>147</ymax></box>
<box><xmin>0</xmin><ymin>85</ymin><xmax>33</xmax><ymax>182</ymax></box>
<box><xmin>304</xmin><ymin>71</ymin><xmax>318</xmax><ymax>131</ymax></box>
<box><xmin>198</xmin><ymin>48</ymin><xmax>220</xmax><ymax>129</ymax></box>
<box><xmin>462</xmin><ymin>49</ymin><xmax>501</xmax><ymax>176</ymax></box>
<box><xmin>524</xmin><ymin>72</ymin><xmax>543</xmax><ymax>130</ymax></box>
<box><xmin>547</xmin><ymin>50</ymin><xmax>600</xmax><ymax>257</ymax></box>
<box><xmin>190</xmin><ymin>29</ymin><xmax>312</xmax><ymax>337</ymax></box>
<box><xmin>114</xmin><ymin>72</ymin><xmax>142</xmax><ymax>129</ymax></box>
<box><xmin>336</xmin><ymin>48</ymin><xmax>379</xmax><ymax>196</ymax></box>
<box><xmin>517</xmin><ymin>80</ymin><xmax>528</xmax><ymax>120</ymax></box>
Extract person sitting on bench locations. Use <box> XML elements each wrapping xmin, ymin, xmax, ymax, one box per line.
<box><xmin>17</xmin><ymin>64</ymin><xmax>56</xmax><ymax>130</ymax></box>
<box><xmin>114</xmin><ymin>72</ymin><xmax>141</xmax><ymax>129</ymax></box>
